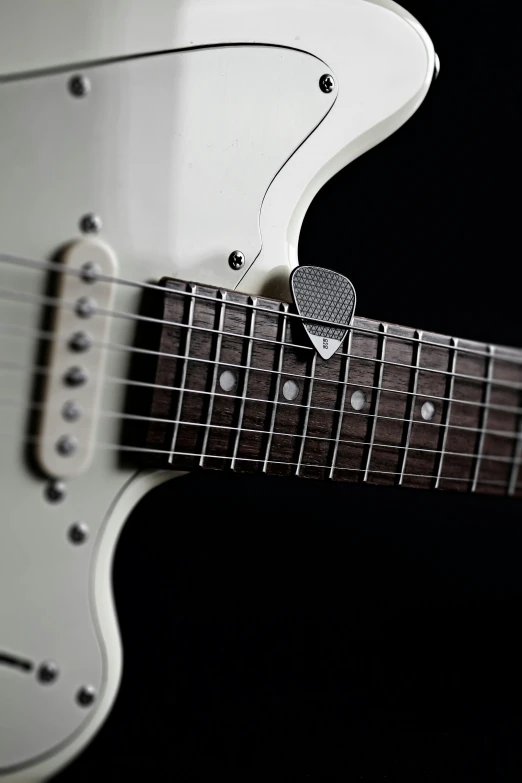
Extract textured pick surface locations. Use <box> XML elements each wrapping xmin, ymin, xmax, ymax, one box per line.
<box><xmin>291</xmin><ymin>266</ymin><xmax>356</xmax><ymax>360</ymax></box>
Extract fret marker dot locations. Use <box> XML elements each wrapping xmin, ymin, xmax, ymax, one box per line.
<box><xmin>421</xmin><ymin>401</ymin><xmax>436</xmax><ymax>421</ymax></box>
<box><xmin>219</xmin><ymin>370</ymin><xmax>237</xmax><ymax>392</ymax></box>
<box><xmin>282</xmin><ymin>380</ymin><xmax>299</xmax><ymax>401</ymax></box>
<box><xmin>351</xmin><ymin>390</ymin><xmax>366</xmax><ymax>411</ymax></box>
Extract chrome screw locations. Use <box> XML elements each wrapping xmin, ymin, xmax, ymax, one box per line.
<box><xmin>45</xmin><ymin>480</ymin><xmax>67</xmax><ymax>503</ymax></box>
<box><xmin>68</xmin><ymin>522</ymin><xmax>89</xmax><ymax>545</ymax></box>
<box><xmin>69</xmin><ymin>74</ymin><xmax>91</xmax><ymax>98</ymax></box>
<box><xmin>75</xmin><ymin>296</ymin><xmax>96</xmax><ymax>318</ymax></box>
<box><xmin>229</xmin><ymin>251</ymin><xmax>246</xmax><ymax>271</ymax></box>
<box><xmin>319</xmin><ymin>74</ymin><xmax>335</xmax><ymax>93</ymax></box>
<box><xmin>77</xmin><ymin>686</ymin><xmax>96</xmax><ymax>707</ymax></box>
<box><xmin>80</xmin><ymin>213</ymin><xmax>102</xmax><ymax>234</ymax></box>
<box><xmin>62</xmin><ymin>400</ymin><xmax>82</xmax><ymax>422</ymax></box>
<box><xmin>80</xmin><ymin>262</ymin><xmax>102</xmax><ymax>284</ymax></box>
<box><xmin>64</xmin><ymin>366</ymin><xmax>88</xmax><ymax>387</ymax></box>
<box><xmin>37</xmin><ymin>661</ymin><xmax>59</xmax><ymax>684</ymax></box>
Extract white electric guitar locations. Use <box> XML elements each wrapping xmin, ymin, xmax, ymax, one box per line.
<box><xmin>2</xmin><ymin>1</ymin><xmax>520</xmax><ymax>781</ymax></box>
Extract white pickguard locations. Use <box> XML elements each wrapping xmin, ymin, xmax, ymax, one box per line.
<box><xmin>0</xmin><ymin>0</ymin><xmax>435</xmax><ymax>779</ymax></box>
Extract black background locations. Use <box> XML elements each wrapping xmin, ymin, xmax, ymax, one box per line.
<box><xmin>57</xmin><ymin>2</ymin><xmax>521</xmax><ymax>780</ymax></box>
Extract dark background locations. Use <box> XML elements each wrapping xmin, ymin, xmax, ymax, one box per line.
<box><xmin>58</xmin><ymin>2</ymin><xmax>521</xmax><ymax>780</ymax></box>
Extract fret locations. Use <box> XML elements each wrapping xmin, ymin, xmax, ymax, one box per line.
<box><xmin>398</xmin><ymin>330</ymin><xmax>422</xmax><ymax>485</ymax></box>
<box><xmin>230</xmin><ymin>296</ymin><xmax>257</xmax><ymax>471</ymax></box>
<box><xmin>329</xmin><ymin>330</ymin><xmax>353</xmax><ymax>479</ymax></box>
<box><xmin>434</xmin><ymin>337</ymin><xmax>458</xmax><ymax>489</ymax></box>
<box><xmin>471</xmin><ymin>345</ymin><xmax>494</xmax><ymax>492</ymax></box>
<box><xmin>508</xmin><ymin>419</ymin><xmax>522</xmax><ymax>497</ymax></box>
<box><xmin>363</xmin><ymin>324</ymin><xmax>388</xmax><ymax>483</ymax></box>
<box><xmin>199</xmin><ymin>290</ymin><xmax>227</xmax><ymax>467</ymax></box>
<box><xmin>263</xmin><ymin>303</ymin><xmax>289</xmax><ymax>472</ymax></box>
<box><xmin>295</xmin><ymin>351</ymin><xmax>317</xmax><ymax>476</ymax></box>
<box><xmin>168</xmin><ymin>283</ymin><xmax>196</xmax><ymax>463</ymax></box>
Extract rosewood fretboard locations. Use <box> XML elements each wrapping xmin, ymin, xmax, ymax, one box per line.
<box><xmin>141</xmin><ymin>278</ymin><xmax>522</xmax><ymax>497</ymax></box>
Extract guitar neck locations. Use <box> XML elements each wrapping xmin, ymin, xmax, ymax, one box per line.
<box><xmin>140</xmin><ymin>278</ymin><xmax>522</xmax><ymax>498</ymax></box>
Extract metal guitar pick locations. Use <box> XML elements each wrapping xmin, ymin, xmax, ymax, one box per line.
<box><xmin>291</xmin><ymin>266</ymin><xmax>356</xmax><ymax>360</ymax></box>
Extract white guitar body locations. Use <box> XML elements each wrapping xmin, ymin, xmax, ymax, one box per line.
<box><xmin>0</xmin><ymin>1</ymin><xmax>435</xmax><ymax>779</ymax></box>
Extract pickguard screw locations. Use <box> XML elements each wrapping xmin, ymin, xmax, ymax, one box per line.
<box><xmin>77</xmin><ymin>685</ymin><xmax>96</xmax><ymax>707</ymax></box>
<box><xmin>69</xmin><ymin>75</ymin><xmax>91</xmax><ymax>98</ymax></box>
<box><xmin>57</xmin><ymin>435</ymin><xmax>78</xmax><ymax>457</ymax></box>
<box><xmin>68</xmin><ymin>522</ymin><xmax>89</xmax><ymax>545</ymax></box>
<box><xmin>80</xmin><ymin>213</ymin><xmax>102</xmax><ymax>234</ymax></box>
<box><xmin>37</xmin><ymin>661</ymin><xmax>59</xmax><ymax>684</ymax></box>
<box><xmin>319</xmin><ymin>74</ymin><xmax>335</xmax><ymax>93</ymax></box>
<box><xmin>229</xmin><ymin>250</ymin><xmax>245</xmax><ymax>271</ymax></box>
<box><xmin>45</xmin><ymin>480</ymin><xmax>67</xmax><ymax>503</ymax></box>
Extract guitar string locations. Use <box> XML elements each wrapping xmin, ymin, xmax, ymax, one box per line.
<box><xmin>2</xmin><ymin>250</ymin><xmax>522</xmax><ymax>366</ymax></box>
<box><xmin>2</xmin><ymin>350</ymin><xmax>522</xmax><ymax>424</ymax></box>
<box><xmin>2</xmin><ymin>317</ymin><xmax>522</xmax><ymax>395</ymax></box>
<box><xmin>1</xmin><ymin>292</ymin><xmax>522</xmax><ymax>419</ymax></box>
<box><xmin>8</xmin><ymin>431</ymin><xmax>512</xmax><ymax>488</ymax></box>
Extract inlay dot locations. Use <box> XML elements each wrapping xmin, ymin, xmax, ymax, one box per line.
<box><xmin>219</xmin><ymin>370</ymin><xmax>237</xmax><ymax>392</ymax></box>
<box><xmin>351</xmin><ymin>390</ymin><xmax>366</xmax><ymax>411</ymax></box>
<box><xmin>282</xmin><ymin>380</ymin><xmax>299</xmax><ymax>401</ymax></box>
<box><xmin>421</xmin><ymin>401</ymin><xmax>436</xmax><ymax>421</ymax></box>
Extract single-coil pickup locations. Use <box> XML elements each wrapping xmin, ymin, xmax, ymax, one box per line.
<box><xmin>37</xmin><ymin>239</ymin><xmax>118</xmax><ymax>478</ymax></box>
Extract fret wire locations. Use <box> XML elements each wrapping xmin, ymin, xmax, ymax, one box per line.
<box><xmin>0</xmin><ymin>356</ymin><xmax>522</xmax><ymax>448</ymax></box>
<box><xmin>2</xmin><ymin>311</ymin><xmax>522</xmax><ymax>396</ymax></box>
<box><xmin>263</xmin><ymin>303</ymin><xmax>289</xmax><ymax>473</ymax></box>
<box><xmin>199</xmin><ymin>290</ymin><xmax>227</xmax><ymax>467</ymax></box>
<box><xmin>329</xmin><ymin>330</ymin><xmax>353</xmax><ymax>480</ymax></box>
<box><xmin>92</xmin><ymin>440</ymin><xmax>512</xmax><ymax>488</ymax></box>
<box><xmin>3</xmin><ymin>251</ymin><xmax>522</xmax><ymax>368</ymax></box>
<box><xmin>230</xmin><ymin>296</ymin><xmax>257</xmax><ymax>471</ymax></box>
<box><xmin>471</xmin><ymin>345</ymin><xmax>494</xmax><ymax>492</ymax></box>
<box><xmin>508</xmin><ymin>418</ymin><xmax>522</xmax><ymax>497</ymax></box>
<box><xmin>296</xmin><ymin>352</ymin><xmax>317</xmax><ymax>476</ymax></box>
<box><xmin>398</xmin><ymin>330</ymin><xmax>422</xmax><ymax>486</ymax></box>
<box><xmin>435</xmin><ymin>337</ymin><xmax>458</xmax><ymax>489</ymax></box>
<box><xmin>168</xmin><ymin>283</ymin><xmax>196</xmax><ymax>463</ymax></box>
<box><xmin>364</xmin><ymin>324</ymin><xmax>388</xmax><ymax>482</ymax></box>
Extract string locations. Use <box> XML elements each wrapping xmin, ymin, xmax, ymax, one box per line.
<box><xmin>0</xmin><ymin>430</ymin><xmax>513</xmax><ymax>488</ymax></box>
<box><xmin>2</xmin><ymin>353</ymin><xmax>522</xmax><ymax>422</ymax></box>
<box><xmin>2</xmin><ymin>250</ymin><xmax>522</xmax><ymax>366</ymax></box>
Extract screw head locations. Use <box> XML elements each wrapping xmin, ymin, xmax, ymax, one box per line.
<box><xmin>68</xmin><ymin>522</ymin><xmax>89</xmax><ymax>545</ymax></box>
<box><xmin>45</xmin><ymin>480</ymin><xmax>67</xmax><ymax>503</ymax></box>
<box><xmin>319</xmin><ymin>74</ymin><xmax>335</xmax><ymax>94</ymax></box>
<box><xmin>229</xmin><ymin>250</ymin><xmax>246</xmax><ymax>271</ymax></box>
<box><xmin>80</xmin><ymin>213</ymin><xmax>102</xmax><ymax>234</ymax></box>
<box><xmin>77</xmin><ymin>685</ymin><xmax>96</xmax><ymax>707</ymax></box>
<box><xmin>75</xmin><ymin>296</ymin><xmax>96</xmax><ymax>318</ymax></box>
<box><xmin>57</xmin><ymin>435</ymin><xmax>78</xmax><ymax>457</ymax></box>
<box><xmin>69</xmin><ymin>74</ymin><xmax>91</xmax><ymax>98</ymax></box>
<box><xmin>37</xmin><ymin>661</ymin><xmax>59</xmax><ymax>684</ymax></box>
<box><xmin>80</xmin><ymin>261</ymin><xmax>102</xmax><ymax>283</ymax></box>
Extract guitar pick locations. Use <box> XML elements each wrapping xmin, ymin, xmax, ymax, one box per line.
<box><xmin>291</xmin><ymin>266</ymin><xmax>356</xmax><ymax>360</ymax></box>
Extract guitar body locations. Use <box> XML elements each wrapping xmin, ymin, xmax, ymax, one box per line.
<box><xmin>0</xmin><ymin>1</ymin><xmax>435</xmax><ymax>779</ymax></box>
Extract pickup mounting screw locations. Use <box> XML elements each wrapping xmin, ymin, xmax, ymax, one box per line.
<box><xmin>319</xmin><ymin>74</ymin><xmax>335</xmax><ymax>93</ymax></box>
<box><xmin>45</xmin><ymin>480</ymin><xmax>67</xmax><ymax>503</ymax></box>
<box><xmin>38</xmin><ymin>661</ymin><xmax>59</xmax><ymax>684</ymax></box>
<box><xmin>229</xmin><ymin>250</ymin><xmax>245</xmax><ymax>271</ymax></box>
<box><xmin>80</xmin><ymin>213</ymin><xmax>102</xmax><ymax>234</ymax></box>
<box><xmin>68</xmin><ymin>522</ymin><xmax>89</xmax><ymax>545</ymax></box>
<box><xmin>77</xmin><ymin>686</ymin><xmax>96</xmax><ymax>707</ymax></box>
<box><xmin>69</xmin><ymin>74</ymin><xmax>91</xmax><ymax>98</ymax></box>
